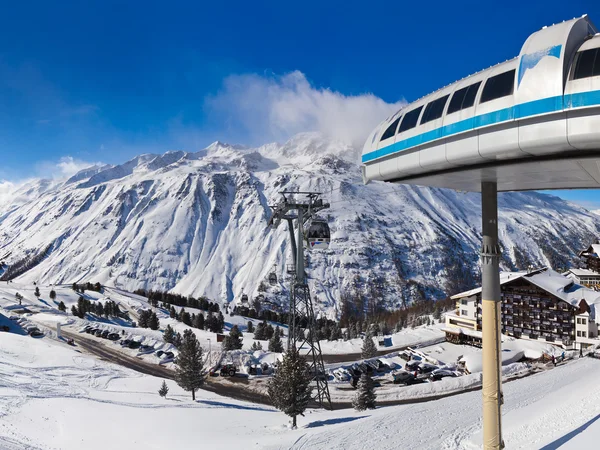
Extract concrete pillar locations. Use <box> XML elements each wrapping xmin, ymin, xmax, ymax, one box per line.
<box><xmin>481</xmin><ymin>182</ymin><xmax>504</xmax><ymax>450</ymax></box>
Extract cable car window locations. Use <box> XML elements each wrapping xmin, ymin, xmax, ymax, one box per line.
<box><xmin>480</xmin><ymin>69</ymin><xmax>515</xmax><ymax>103</ymax></box>
<box><xmin>398</xmin><ymin>106</ymin><xmax>423</xmax><ymax>132</ymax></box>
<box><xmin>447</xmin><ymin>81</ymin><xmax>482</xmax><ymax>114</ymax></box>
<box><xmin>573</xmin><ymin>48</ymin><xmax>599</xmax><ymax>79</ymax></box>
<box><xmin>379</xmin><ymin>116</ymin><xmax>401</xmax><ymax>141</ymax></box>
<box><xmin>420</xmin><ymin>94</ymin><xmax>450</xmax><ymax>124</ymax></box>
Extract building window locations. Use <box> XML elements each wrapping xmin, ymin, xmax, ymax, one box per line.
<box><xmin>577</xmin><ymin>318</ymin><xmax>581</xmax><ymax>324</ymax></box>
<box><xmin>461</xmin><ymin>309</ymin><xmax>468</xmax><ymax>316</ymax></box>
<box><xmin>380</xmin><ymin>116</ymin><xmax>402</xmax><ymax>142</ymax></box>
<box><xmin>461</xmin><ymin>299</ymin><xmax>468</xmax><ymax>305</ymax></box>
<box><xmin>420</xmin><ymin>94</ymin><xmax>450</xmax><ymax>124</ymax></box>
<box><xmin>582</xmin><ymin>318</ymin><xmax>587</xmax><ymax>325</ymax></box>
<box><xmin>480</xmin><ymin>69</ymin><xmax>516</xmax><ymax>103</ymax></box>
<box><xmin>398</xmin><ymin>106</ymin><xmax>423</xmax><ymax>133</ymax></box>
<box><xmin>447</xmin><ymin>81</ymin><xmax>482</xmax><ymax>114</ymax></box>
<box><xmin>573</xmin><ymin>48</ymin><xmax>600</xmax><ymax>80</ymax></box>
<box><xmin>582</xmin><ymin>331</ymin><xmax>587</xmax><ymax>338</ymax></box>
<box><xmin>577</xmin><ymin>330</ymin><xmax>582</xmax><ymax>337</ymax></box>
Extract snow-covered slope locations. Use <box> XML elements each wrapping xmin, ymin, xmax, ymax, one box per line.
<box><xmin>2</xmin><ymin>330</ymin><xmax>600</xmax><ymax>449</ymax></box>
<box><xmin>0</xmin><ymin>132</ymin><xmax>599</xmax><ymax>316</ymax></box>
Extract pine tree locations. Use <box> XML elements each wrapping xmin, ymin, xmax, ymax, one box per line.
<box><xmin>223</xmin><ymin>325</ymin><xmax>244</xmax><ymax>351</ymax></box>
<box><xmin>193</xmin><ymin>313</ymin><xmax>204</xmax><ymax>330</ymax></box>
<box><xmin>268</xmin><ymin>326</ymin><xmax>284</xmax><ymax>353</ymax></box>
<box><xmin>265</xmin><ymin>323</ymin><xmax>275</xmax><ymax>340</ymax></box>
<box><xmin>216</xmin><ymin>312</ymin><xmax>225</xmax><ymax>333</ymax></box>
<box><xmin>174</xmin><ymin>329</ymin><xmax>205</xmax><ymax>401</ymax></box>
<box><xmin>163</xmin><ymin>325</ymin><xmax>175</xmax><ymax>343</ymax></box>
<box><xmin>247</xmin><ymin>321</ymin><xmax>254</xmax><ymax>333</ymax></box>
<box><xmin>149</xmin><ymin>312</ymin><xmax>160</xmax><ymax>330</ymax></box>
<box><xmin>34</xmin><ymin>287</ymin><xmax>40</xmax><ymax>298</ymax></box>
<box><xmin>96</xmin><ymin>302</ymin><xmax>104</xmax><ymax>317</ymax></box>
<box><xmin>71</xmin><ymin>305</ymin><xmax>78</xmax><ymax>317</ymax></box>
<box><xmin>139</xmin><ymin>309</ymin><xmax>152</xmax><ymax>328</ymax></box>
<box><xmin>182</xmin><ymin>311</ymin><xmax>192</xmax><ymax>326</ymax></box>
<box><xmin>352</xmin><ymin>372</ymin><xmax>377</xmax><ymax>411</ymax></box>
<box><xmin>361</xmin><ymin>333</ymin><xmax>378</xmax><ymax>359</ymax></box>
<box><xmin>58</xmin><ymin>301</ymin><xmax>66</xmax><ymax>312</ymax></box>
<box><xmin>173</xmin><ymin>332</ymin><xmax>183</xmax><ymax>348</ymax></box>
<box><xmin>254</xmin><ymin>321</ymin><xmax>266</xmax><ymax>340</ymax></box>
<box><xmin>251</xmin><ymin>341</ymin><xmax>263</xmax><ymax>351</ymax></box>
<box><xmin>267</xmin><ymin>348</ymin><xmax>313</xmax><ymax>428</ymax></box>
<box><xmin>49</xmin><ymin>290</ymin><xmax>56</xmax><ymax>301</ymax></box>
<box><xmin>169</xmin><ymin>306</ymin><xmax>176</xmax><ymax>319</ymax></box>
<box><xmin>158</xmin><ymin>380</ymin><xmax>169</xmax><ymax>398</ymax></box>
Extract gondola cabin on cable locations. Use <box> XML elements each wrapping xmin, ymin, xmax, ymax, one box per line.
<box><xmin>268</xmin><ymin>271</ymin><xmax>278</xmax><ymax>286</ymax></box>
<box><xmin>304</xmin><ymin>217</ymin><xmax>331</xmax><ymax>250</ymax></box>
<box><xmin>240</xmin><ymin>290</ymin><xmax>249</xmax><ymax>304</ymax></box>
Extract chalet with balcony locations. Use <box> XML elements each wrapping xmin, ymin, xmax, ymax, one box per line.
<box><xmin>445</xmin><ymin>268</ymin><xmax>600</xmax><ymax>350</ymax></box>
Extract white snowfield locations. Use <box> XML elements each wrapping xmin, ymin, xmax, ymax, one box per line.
<box><xmin>1</xmin><ymin>132</ymin><xmax>599</xmax><ymax>318</ymax></box>
<box><xmin>2</xmin><ymin>329</ymin><xmax>600</xmax><ymax>449</ymax></box>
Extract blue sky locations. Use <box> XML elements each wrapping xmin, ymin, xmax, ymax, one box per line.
<box><xmin>0</xmin><ymin>0</ymin><xmax>599</xmax><ymax>208</ymax></box>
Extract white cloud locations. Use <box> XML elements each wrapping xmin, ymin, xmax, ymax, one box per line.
<box><xmin>0</xmin><ymin>180</ymin><xmax>17</xmax><ymax>206</ymax></box>
<box><xmin>205</xmin><ymin>71</ymin><xmax>405</xmax><ymax>149</ymax></box>
<box><xmin>35</xmin><ymin>156</ymin><xmax>101</xmax><ymax>180</ymax></box>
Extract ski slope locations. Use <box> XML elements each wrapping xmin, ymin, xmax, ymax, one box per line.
<box><xmin>2</xmin><ymin>324</ymin><xmax>600</xmax><ymax>449</ymax></box>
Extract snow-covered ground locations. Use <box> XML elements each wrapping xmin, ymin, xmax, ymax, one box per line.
<box><xmin>2</xmin><ymin>324</ymin><xmax>600</xmax><ymax>449</ymax></box>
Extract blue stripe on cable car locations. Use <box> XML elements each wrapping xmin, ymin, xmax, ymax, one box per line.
<box><xmin>362</xmin><ymin>89</ymin><xmax>600</xmax><ymax>164</ymax></box>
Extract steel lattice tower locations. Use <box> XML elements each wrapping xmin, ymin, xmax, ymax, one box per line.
<box><xmin>269</xmin><ymin>192</ymin><xmax>332</xmax><ymax>409</ymax></box>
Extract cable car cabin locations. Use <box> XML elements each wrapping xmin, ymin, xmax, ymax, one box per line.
<box><xmin>268</xmin><ymin>272</ymin><xmax>277</xmax><ymax>285</ymax></box>
<box><xmin>241</xmin><ymin>293</ymin><xmax>249</xmax><ymax>303</ymax></box>
<box><xmin>304</xmin><ymin>217</ymin><xmax>331</xmax><ymax>250</ymax></box>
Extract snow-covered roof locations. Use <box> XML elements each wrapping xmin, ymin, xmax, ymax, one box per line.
<box><xmin>579</xmin><ymin>243</ymin><xmax>600</xmax><ymax>258</ymax></box>
<box><xmin>450</xmin><ymin>269</ymin><xmax>534</xmax><ymax>299</ymax></box>
<box><xmin>564</xmin><ymin>268</ymin><xmax>600</xmax><ymax>277</ymax></box>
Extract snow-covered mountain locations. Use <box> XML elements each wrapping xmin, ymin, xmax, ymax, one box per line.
<box><xmin>0</xmin><ymin>132</ymin><xmax>598</xmax><ymax>317</ymax></box>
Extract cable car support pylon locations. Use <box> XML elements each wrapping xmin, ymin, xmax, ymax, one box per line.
<box><xmin>268</xmin><ymin>191</ymin><xmax>332</xmax><ymax>410</ymax></box>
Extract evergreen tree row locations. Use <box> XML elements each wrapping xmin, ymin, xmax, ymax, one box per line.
<box><xmin>134</xmin><ymin>288</ymin><xmax>220</xmax><ymax>313</ymax></box>
<box><xmin>71</xmin><ymin>297</ymin><xmax>122</xmax><ymax>319</ymax></box>
<box><xmin>167</xmin><ymin>306</ymin><xmax>224</xmax><ymax>333</ymax></box>
<box><xmin>72</xmin><ymin>282</ymin><xmax>102</xmax><ymax>293</ymax></box>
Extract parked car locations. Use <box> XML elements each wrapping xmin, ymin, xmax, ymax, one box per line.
<box><xmin>128</xmin><ymin>340</ymin><xmax>141</xmax><ymax>349</ymax></box>
<box><xmin>28</xmin><ymin>327</ymin><xmax>44</xmax><ymax>337</ymax></box>
<box><xmin>95</xmin><ymin>329</ymin><xmax>103</xmax><ymax>337</ymax></box>
<box><xmin>9</xmin><ymin>315</ymin><xmax>19</xmax><ymax>321</ymax></box>
<box><xmin>429</xmin><ymin>369</ymin><xmax>458</xmax><ymax>382</ymax></box>
<box><xmin>67</xmin><ymin>338</ymin><xmax>75</xmax><ymax>346</ymax></box>
<box><xmin>391</xmin><ymin>370</ymin><xmax>415</xmax><ymax>384</ymax></box>
<box><xmin>156</xmin><ymin>350</ymin><xmax>164</xmax><ymax>357</ymax></box>
<box><xmin>120</xmin><ymin>339</ymin><xmax>131</xmax><ymax>347</ymax></box>
<box><xmin>138</xmin><ymin>345</ymin><xmax>154</xmax><ymax>355</ymax></box>
<box><xmin>86</xmin><ymin>327</ymin><xmax>95</xmax><ymax>334</ymax></box>
<box><xmin>108</xmin><ymin>333</ymin><xmax>120</xmax><ymax>341</ymax></box>
<box><xmin>418</xmin><ymin>363</ymin><xmax>438</xmax><ymax>374</ymax></box>
<box><xmin>406</xmin><ymin>376</ymin><xmax>427</xmax><ymax>385</ymax></box>
<box><xmin>159</xmin><ymin>351</ymin><xmax>175</xmax><ymax>365</ymax></box>
<box><xmin>333</xmin><ymin>368</ymin><xmax>351</xmax><ymax>382</ymax></box>
<box><xmin>101</xmin><ymin>330</ymin><xmax>110</xmax><ymax>339</ymax></box>
<box><xmin>405</xmin><ymin>360</ymin><xmax>422</xmax><ymax>371</ymax></box>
